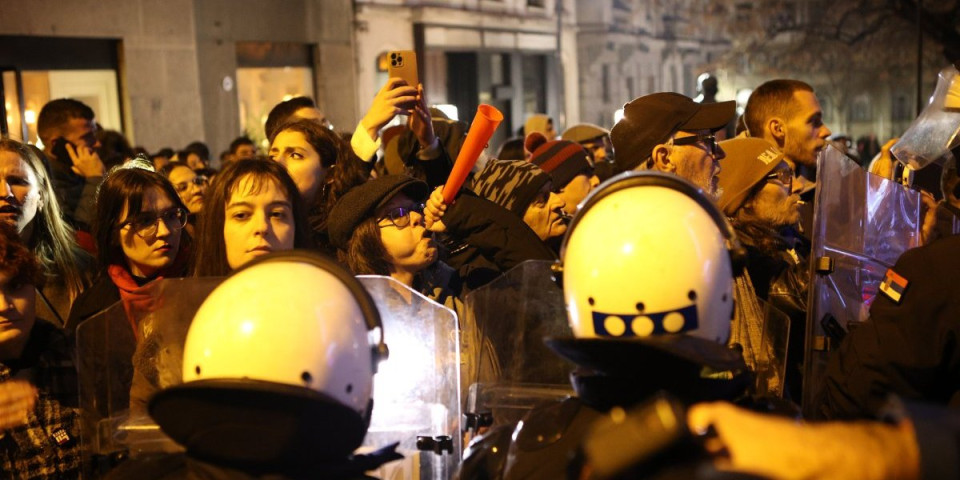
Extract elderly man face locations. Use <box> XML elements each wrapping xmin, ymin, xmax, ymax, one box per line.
<box><xmin>742</xmin><ymin>161</ymin><xmax>802</xmax><ymax>227</ymax></box>
<box><xmin>653</xmin><ymin>129</ymin><xmax>726</xmax><ymax>198</ymax></box>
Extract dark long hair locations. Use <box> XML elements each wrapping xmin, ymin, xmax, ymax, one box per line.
<box><xmin>339</xmin><ymin>218</ymin><xmax>391</xmax><ymax>276</ymax></box>
<box><xmin>269</xmin><ymin>119</ymin><xmax>369</xmax><ymax>245</ymax></box>
<box><xmin>92</xmin><ymin>163</ymin><xmax>190</xmax><ymax>272</ymax></box>
<box><xmin>0</xmin><ymin>138</ymin><xmax>92</xmax><ymax>300</ymax></box>
<box><xmin>193</xmin><ymin>159</ymin><xmax>311</xmax><ymax>277</ymax></box>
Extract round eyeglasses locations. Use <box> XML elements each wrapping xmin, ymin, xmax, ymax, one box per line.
<box><xmin>377</xmin><ymin>203</ymin><xmax>425</xmax><ymax>230</ymax></box>
<box><xmin>120</xmin><ymin>207</ymin><xmax>189</xmax><ymax>239</ymax></box>
<box><xmin>173</xmin><ymin>175</ymin><xmax>209</xmax><ymax>194</ymax></box>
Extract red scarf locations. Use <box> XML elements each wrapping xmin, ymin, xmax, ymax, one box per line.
<box><xmin>107</xmin><ymin>265</ymin><xmax>163</xmax><ymax>341</ymax></box>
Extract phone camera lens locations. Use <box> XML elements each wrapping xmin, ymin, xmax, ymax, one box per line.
<box><xmin>390</xmin><ymin>53</ymin><xmax>397</xmax><ymax>59</ymax></box>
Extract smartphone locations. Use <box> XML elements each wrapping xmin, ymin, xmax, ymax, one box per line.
<box><xmin>388</xmin><ymin>50</ymin><xmax>419</xmax><ymax>89</ymax></box>
<box><xmin>50</xmin><ymin>137</ymin><xmax>75</xmax><ymax>167</ymax></box>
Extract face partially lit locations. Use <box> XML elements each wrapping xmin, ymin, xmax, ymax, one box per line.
<box><xmin>168</xmin><ymin>165</ymin><xmax>206</xmax><ymax>214</ymax></box>
<box><xmin>556</xmin><ymin>174</ymin><xmax>592</xmax><ymax>216</ymax></box>
<box><xmin>294</xmin><ymin>106</ymin><xmax>330</xmax><ymax>129</ymax></box>
<box><xmin>0</xmin><ymin>270</ymin><xmax>36</xmax><ymax>354</ymax></box>
<box><xmin>377</xmin><ymin>193</ymin><xmax>437</xmax><ymax>275</ymax></box>
<box><xmin>235</xmin><ymin>144</ymin><xmax>257</xmax><ymax>161</ymax></box>
<box><xmin>62</xmin><ymin>117</ymin><xmax>99</xmax><ymax>149</ymax></box>
<box><xmin>668</xmin><ymin>130</ymin><xmax>725</xmax><ymax>198</ymax></box>
<box><xmin>523</xmin><ymin>187</ymin><xmax>567</xmax><ymax>241</ymax></box>
<box><xmin>118</xmin><ymin>188</ymin><xmax>182</xmax><ymax>278</ymax></box>
<box><xmin>223</xmin><ymin>175</ymin><xmax>295</xmax><ymax>270</ymax></box>
<box><xmin>0</xmin><ymin>151</ymin><xmax>42</xmax><ymax>234</ymax></box>
<box><xmin>269</xmin><ymin>130</ymin><xmax>328</xmax><ymax>204</ymax></box>
<box><xmin>745</xmin><ymin>162</ymin><xmax>801</xmax><ymax>228</ymax></box>
<box><xmin>782</xmin><ymin>90</ymin><xmax>832</xmax><ymax>168</ymax></box>
<box><xmin>184</xmin><ymin>153</ymin><xmax>206</xmax><ymax>170</ymax></box>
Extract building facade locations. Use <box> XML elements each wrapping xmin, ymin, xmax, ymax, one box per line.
<box><xmin>1</xmin><ymin>0</ymin><xmax>733</xmax><ymax>158</ymax></box>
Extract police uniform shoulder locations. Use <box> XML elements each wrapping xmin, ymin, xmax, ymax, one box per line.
<box><xmin>892</xmin><ymin>235</ymin><xmax>960</xmax><ymax>277</ymax></box>
<box><xmin>877</xmin><ymin>235</ymin><xmax>960</xmax><ymax>306</ymax></box>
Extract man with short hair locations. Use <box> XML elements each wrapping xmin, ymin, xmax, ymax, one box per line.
<box><xmin>264</xmin><ymin>96</ymin><xmax>329</xmax><ymax>141</ymax></box>
<box><xmin>228</xmin><ymin>136</ymin><xmax>257</xmax><ymax>161</ymax></box>
<box><xmin>181</xmin><ymin>141</ymin><xmax>210</xmax><ymax>170</ymax></box>
<box><xmin>36</xmin><ymin>99</ymin><xmax>105</xmax><ymax>231</ymax></box>
<box><xmin>742</xmin><ymin>79</ymin><xmax>833</xmax><ymax>170</ymax></box>
<box><xmin>610</xmin><ymin>92</ymin><xmax>735</xmax><ymax>198</ymax></box>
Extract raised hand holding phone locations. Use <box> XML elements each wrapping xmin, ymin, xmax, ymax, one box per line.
<box><xmin>66</xmin><ymin>141</ymin><xmax>105</xmax><ymax>178</ymax></box>
<box><xmin>360</xmin><ymin>78</ymin><xmax>418</xmax><ymax>142</ymax></box>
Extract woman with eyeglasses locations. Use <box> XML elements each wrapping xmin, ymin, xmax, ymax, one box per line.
<box><xmin>159</xmin><ymin>163</ymin><xmax>208</xmax><ymax>215</ymax></box>
<box><xmin>716</xmin><ymin>137</ymin><xmax>808</xmax><ymax>400</ymax></box>
<box><xmin>193</xmin><ymin>159</ymin><xmax>310</xmax><ymax>277</ymax></box>
<box><xmin>66</xmin><ymin>161</ymin><xmax>192</xmax><ymax>333</ymax></box>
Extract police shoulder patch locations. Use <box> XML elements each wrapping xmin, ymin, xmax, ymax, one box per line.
<box><xmin>879</xmin><ymin>268</ymin><xmax>909</xmax><ymax>304</ymax></box>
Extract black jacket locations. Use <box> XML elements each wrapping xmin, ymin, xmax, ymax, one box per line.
<box><xmin>817</xmin><ymin>234</ymin><xmax>960</xmax><ymax>419</ymax></box>
<box><xmin>440</xmin><ymin>193</ymin><xmax>556</xmax><ymax>292</ymax></box>
<box><xmin>64</xmin><ymin>274</ymin><xmax>121</xmax><ymax>336</ymax></box>
<box><xmin>736</xmin><ymin>222</ymin><xmax>810</xmax><ymax>400</ymax></box>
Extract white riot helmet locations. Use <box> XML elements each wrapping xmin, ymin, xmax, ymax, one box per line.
<box><xmin>560</xmin><ymin>171</ymin><xmax>745</xmax><ymax>344</ymax></box>
<box><xmin>180</xmin><ymin>251</ymin><xmax>385</xmax><ymax>414</ymax></box>
<box><xmin>151</xmin><ymin>251</ymin><xmax>387</xmax><ymax>466</ymax></box>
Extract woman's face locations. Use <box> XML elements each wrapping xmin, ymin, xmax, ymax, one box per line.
<box><xmin>269</xmin><ymin>130</ymin><xmax>327</xmax><ymax>204</ymax></box>
<box><xmin>0</xmin><ymin>270</ymin><xmax>36</xmax><ymax>354</ymax></box>
<box><xmin>223</xmin><ymin>175</ymin><xmax>295</xmax><ymax>270</ymax></box>
<box><xmin>118</xmin><ymin>187</ymin><xmax>182</xmax><ymax>278</ymax></box>
<box><xmin>0</xmin><ymin>150</ymin><xmax>42</xmax><ymax>235</ymax></box>
<box><xmin>168</xmin><ymin>165</ymin><xmax>206</xmax><ymax>214</ymax></box>
<box><xmin>377</xmin><ymin>193</ymin><xmax>437</xmax><ymax>275</ymax></box>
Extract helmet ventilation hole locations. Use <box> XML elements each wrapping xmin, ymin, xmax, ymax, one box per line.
<box><xmin>301</xmin><ymin>371</ymin><xmax>313</xmax><ymax>384</ymax></box>
<box><xmin>721</xmin><ymin>293</ymin><xmax>728</xmax><ymax>302</ymax></box>
<box><xmin>195</xmin><ymin>366</ymin><xmax>201</xmax><ymax>375</ymax></box>
<box><xmin>588</xmin><ymin>297</ymin><xmax>595</xmax><ymax>306</ymax></box>
<box><xmin>688</xmin><ymin>290</ymin><xmax>697</xmax><ymax>301</ymax></box>
<box><xmin>346</xmin><ymin>383</ymin><xmax>353</xmax><ymax>394</ymax></box>
<box><xmin>635</xmin><ymin>302</ymin><xmax>645</xmax><ymax>312</ymax></box>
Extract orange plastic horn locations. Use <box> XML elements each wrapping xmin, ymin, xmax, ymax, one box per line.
<box><xmin>442</xmin><ymin>104</ymin><xmax>504</xmax><ymax>204</ymax></box>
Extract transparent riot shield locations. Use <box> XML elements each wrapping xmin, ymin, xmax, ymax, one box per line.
<box><xmin>460</xmin><ymin>260</ymin><xmax>575</xmax><ymax>432</ymax></box>
<box><xmin>892</xmin><ymin>65</ymin><xmax>960</xmax><ymax>169</ymax></box>
<box><xmin>802</xmin><ymin>145</ymin><xmax>921</xmax><ymax>417</ymax></box>
<box><xmin>76</xmin><ymin>277</ymin><xmax>224</xmax><ymax>473</ymax></box>
<box><xmin>357</xmin><ymin>276</ymin><xmax>461</xmax><ymax>480</ymax></box>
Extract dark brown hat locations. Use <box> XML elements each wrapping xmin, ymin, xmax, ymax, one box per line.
<box><xmin>716</xmin><ymin>137</ymin><xmax>786</xmax><ymax>216</ymax></box>
<box><xmin>611</xmin><ymin>93</ymin><xmax>735</xmax><ymax>173</ymax></box>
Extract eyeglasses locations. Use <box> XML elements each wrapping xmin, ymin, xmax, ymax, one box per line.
<box><xmin>377</xmin><ymin>203</ymin><xmax>425</xmax><ymax>229</ymax></box>
<box><xmin>173</xmin><ymin>175</ymin><xmax>208</xmax><ymax>194</ymax></box>
<box><xmin>671</xmin><ymin>134</ymin><xmax>720</xmax><ymax>156</ymax></box>
<box><xmin>120</xmin><ymin>207</ymin><xmax>188</xmax><ymax>238</ymax></box>
<box><xmin>765</xmin><ymin>168</ymin><xmax>794</xmax><ymax>191</ymax></box>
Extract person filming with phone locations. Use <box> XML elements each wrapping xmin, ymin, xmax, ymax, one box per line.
<box><xmin>36</xmin><ymin>99</ymin><xmax>106</xmax><ymax>233</ymax></box>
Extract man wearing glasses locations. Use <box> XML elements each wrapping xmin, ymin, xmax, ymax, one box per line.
<box><xmin>715</xmin><ymin>137</ymin><xmax>806</xmax><ymax>399</ymax></box>
<box><xmin>611</xmin><ymin>92</ymin><xmax>735</xmax><ymax>198</ymax></box>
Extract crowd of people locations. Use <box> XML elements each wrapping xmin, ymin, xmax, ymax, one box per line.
<box><xmin>0</xmin><ymin>69</ymin><xmax>959</xmax><ymax>479</ymax></box>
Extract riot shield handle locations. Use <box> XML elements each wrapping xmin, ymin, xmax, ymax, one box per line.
<box><xmin>416</xmin><ymin>435</ymin><xmax>454</xmax><ymax>455</ymax></box>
